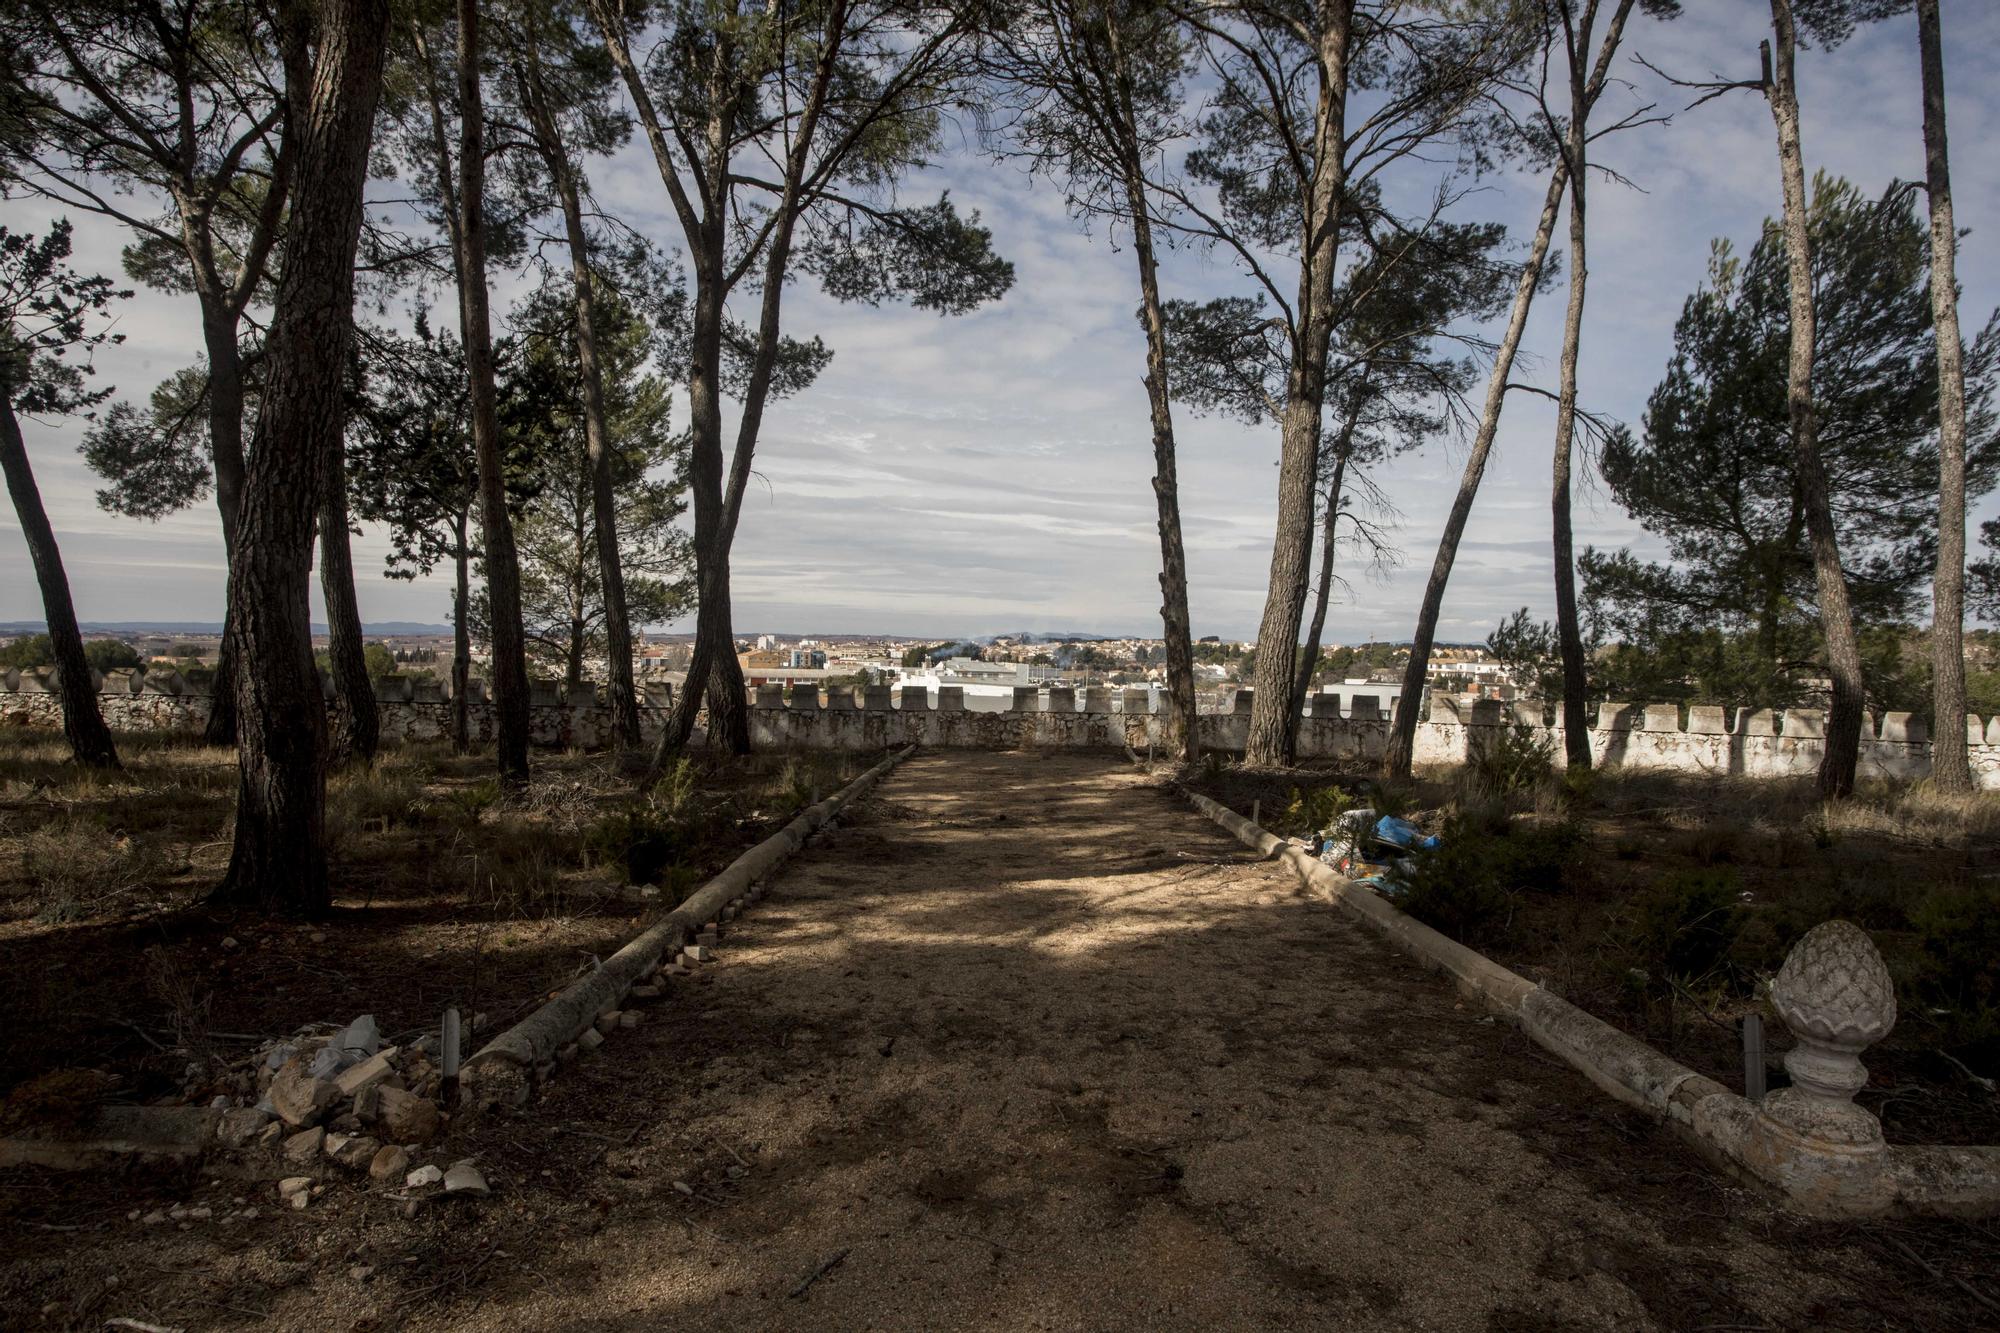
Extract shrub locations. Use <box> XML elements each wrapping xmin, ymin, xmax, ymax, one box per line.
<box><xmin>1391</xmin><ymin>811</ymin><xmax>1584</xmax><ymax>948</ymax></box>
<box><xmin>1629</xmin><ymin>868</ymin><xmax>1745</xmax><ymax>988</ymax></box>
<box><xmin>1469</xmin><ymin>723</ymin><xmax>1556</xmax><ymax>797</ymax></box>
<box><xmin>1905</xmin><ymin>884</ymin><xmax>2000</xmax><ymax>1047</ymax></box>
<box><xmin>1394</xmin><ymin>833</ymin><xmax>1519</xmax><ymax>948</ymax></box>
<box><xmin>326</xmin><ymin>767</ymin><xmax>423</xmax><ymax>843</ymax></box>
<box><xmin>584</xmin><ymin>806</ymin><xmax>689</xmax><ymax>886</ymax></box>
<box><xmin>463</xmin><ymin>820</ymin><xmax>570</xmax><ymax>915</ymax></box>
<box><xmin>1279</xmin><ymin>783</ymin><xmax>1355</xmax><ymax>836</ymax></box>
<box><xmin>23</xmin><ymin>817</ymin><xmax>158</xmax><ymax>921</ymax></box>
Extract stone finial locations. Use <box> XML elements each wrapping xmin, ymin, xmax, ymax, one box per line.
<box><xmin>1764</xmin><ymin>920</ymin><xmax>1895</xmax><ymax>1149</ymax></box>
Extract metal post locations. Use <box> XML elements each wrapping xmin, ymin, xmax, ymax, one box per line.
<box><xmin>1742</xmin><ymin>1013</ymin><xmax>1765</xmax><ymax>1103</ymax></box>
<box><xmin>442</xmin><ymin>1007</ymin><xmax>462</xmax><ymax>1089</ymax></box>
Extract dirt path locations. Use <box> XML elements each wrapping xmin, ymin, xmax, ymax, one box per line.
<box><xmin>2</xmin><ymin>752</ymin><xmax>1986</xmax><ymax>1330</ymax></box>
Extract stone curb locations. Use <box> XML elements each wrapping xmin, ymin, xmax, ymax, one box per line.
<box><xmin>462</xmin><ymin>745</ymin><xmax>916</xmax><ymax>1104</ymax></box>
<box><xmin>0</xmin><ymin>1105</ymin><xmax>222</xmax><ymax>1171</ymax></box>
<box><xmin>1176</xmin><ymin>784</ymin><xmax>2000</xmax><ymax>1219</ymax></box>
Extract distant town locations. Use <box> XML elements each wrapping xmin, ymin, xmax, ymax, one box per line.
<box><xmin>0</xmin><ymin>623</ymin><xmax>1522</xmax><ymax>710</ymax></box>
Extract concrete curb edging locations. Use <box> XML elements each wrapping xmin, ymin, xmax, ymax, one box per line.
<box><xmin>1177</xmin><ymin>785</ymin><xmax>2000</xmax><ymax>1219</ymax></box>
<box><xmin>463</xmin><ymin>745</ymin><xmax>916</xmax><ymax>1104</ymax></box>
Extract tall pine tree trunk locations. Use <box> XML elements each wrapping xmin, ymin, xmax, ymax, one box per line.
<box><xmin>1917</xmin><ymin>0</ymin><xmax>1970</xmax><ymax>792</ymax></box>
<box><xmin>1767</xmin><ymin>0</ymin><xmax>1864</xmax><ymax>799</ymax></box>
<box><xmin>319</xmin><ymin>443</ymin><xmax>378</xmax><ymax>766</ymax></box>
<box><xmin>214</xmin><ymin>0</ymin><xmax>387</xmax><ymax>914</ymax></box>
<box><xmin>198</xmin><ymin>306</ymin><xmax>245</xmax><ymax>748</ymax></box>
<box><xmin>1105</xmin><ymin>13</ymin><xmax>1198</xmax><ymax>765</ymax></box>
<box><xmin>1550</xmin><ymin>16</ymin><xmax>1595</xmax><ymax>773</ymax></box>
<box><xmin>1289</xmin><ymin>435</ymin><xmax>1351</xmax><ymax>753</ymax></box>
<box><xmin>0</xmin><ymin>400</ymin><xmax>119</xmax><ymax>769</ymax></box>
<box><xmin>1386</xmin><ymin>1</ymin><xmax>1640</xmax><ymax>781</ymax></box>
<box><xmin>1244</xmin><ymin>0</ymin><xmax>1355</xmax><ymax>767</ymax></box>
<box><xmin>1386</xmin><ymin>162</ymin><xmax>1567</xmax><ymax>780</ymax></box>
<box><xmin>456</xmin><ymin>0</ymin><xmax>531</xmax><ymax>786</ymax></box>
<box><xmin>451</xmin><ymin>527</ymin><xmax>471</xmax><ymax>753</ymax></box>
<box><xmin>521</xmin><ymin>34</ymin><xmax>642</xmax><ymax>749</ymax></box>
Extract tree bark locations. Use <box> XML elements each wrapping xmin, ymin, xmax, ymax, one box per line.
<box><xmin>197</xmin><ymin>304</ymin><xmax>244</xmax><ymax>748</ymax></box>
<box><xmin>0</xmin><ymin>400</ymin><xmax>120</xmax><ymax>769</ymax></box>
<box><xmin>1385</xmin><ymin>1</ymin><xmax>1638</xmax><ymax>781</ymax></box>
<box><xmin>451</xmin><ymin>524</ymin><xmax>471</xmax><ymax>752</ymax></box>
<box><xmin>519</xmin><ymin>33</ymin><xmax>643</xmax><ymax>748</ymax></box>
<box><xmin>214</xmin><ymin>0</ymin><xmax>388</xmax><ymax>915</ymax></box>
<box><xmin>1766</xmin><ymin>0</ymin><xmax>1864</xmax><ymax>799</ymax></box>
<box><xmin>455</xmin><ymin>0</ymin><xmax>531</xmax><ymax>787</ymax></box>
<box><xmin>1104</xmin><ymin>12</ymin><xmax>1199</xmax><ymax>766</ymax></box>
<box><xmin>1550</xmin><ymin>3</ymin><xmax>1601</xmax><ymax>773</ymax></box>
<box><xmin>1385</xmin><ymin>162</ymin><xmax>1567</xmax><ymax>780</ymax></box>
<box><xmin>318</xmin><ymin>444</ymin><xmax>378</xmax><ymax>766</ymax></box>
<box><xmin>1289</xmin><ymin>434</ymin><xmax>1351</xmax><ymax>756</ymax></box>
<box><xmin>1244</xmin><ymin>0</ymin><xmax>1355</xmax><ymax>767</ymax></box>
<box><xmin>1917</xmin><ymin>0</ymin><xmax>1970</xmax><ymax>792</ymax></box>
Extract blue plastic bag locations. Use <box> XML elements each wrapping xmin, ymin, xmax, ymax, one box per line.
<box><xmin>1372</xmin><ymin>815</ymin><xmax>1440</xmax><ymax>853</ymax></box>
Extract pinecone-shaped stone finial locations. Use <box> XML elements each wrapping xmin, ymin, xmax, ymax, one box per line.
<box><xmin>1764</xmin><ymin>920</ymin><xmax>1895</xmax><ymax>1149</ymax></box>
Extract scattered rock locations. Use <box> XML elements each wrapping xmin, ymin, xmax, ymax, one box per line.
<box><xmin>368</xmin><ymin>1145</ymin><xmax>410</xmax><ymax>1184</ymax></box>
<box><xmin>324</xmin><ymin>1132</ymin><xmax>381</xmax><ymax>1170</ymax></box>
<box><xmin>269</xmin><ymin>1063</ymin><xmax>338</xmax><ymax>1129</ymax></box>
<box><xmin>255</xmin><ymin>1121</ymin><xmax>285</xmax><ymax>1149</ymax></box>
<box><xmin>281</xmin><ymin>1126</ymin><xmax>326</xmax><ymax>1164</ymax></box>
<box><xmin>442</xmin><ymin>1161</ymin><xmax>489</xmax><ymax>1196</ymax></box>
<box><xmin>215</xmin><ymin>1107</ymin><xmax>273</xmax><ymax>1148</ymax></box>
<box><xmin>629</xmin><ymin>984</ymin><xmax>662</xmax><ymax>1001</ymax></box>
<box><xmin>350</xmin><ymin>1264</ymin><xmax>375</xmax><ymax>1282</ymax></box>
<box><xmin>277</xmin><ymin>1177</ymin><xmax>313</xmax><ymax>1210</ymax></box>
<box><xmin>334</xmin><ymin>1047</ymin><xmax>399</xmax><ymax>1099</ymax></box>
<box><xmin>577</xmin><ymin>1028</ymin><xmax>605</xmax><ymax>1053</ymax></box>
<box><xmin>618</xmin><ymin>1012</ymin><xmax>641</xmax><ymax>1030</ymax></box>
<box><xmin>374</xmin><ymin>1086</ymin><xmax>439</xmax><ymax>1144</ymax></box>
<box><xmin>594</xmin><ymin>1011</ymin><xmax>621</xmax><ymax>1035</ymax></box>
<box><xmin>405</xmin><ymin>1164</ymin><xmax>444</xmax><ymax>1189</ymax></box>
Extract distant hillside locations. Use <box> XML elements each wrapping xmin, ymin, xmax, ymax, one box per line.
<box><xmin>0</xmin><ymin>621</ymin><xmax>457</xmax><ymax>637</ymax></box>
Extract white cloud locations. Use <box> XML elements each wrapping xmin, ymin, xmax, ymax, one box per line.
<box><xmin>4</xmin><ymin>5</ymin><xmax>1997</xmax><ymax>643</ymax></box>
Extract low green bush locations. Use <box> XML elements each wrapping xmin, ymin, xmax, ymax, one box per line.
<box><xmin>1628</xmin><ymin>867</ymin><xmax>1745</xmax><ymax>990</ymax></box>
<box><xmin>1470</xmin><ymin>723</ymin><xmax>1557</xmax><ymax>797</ymax></box>
<box><xmin>1391</xmin><ymin>810</ymin><xmax>1585</xmax><ymax>948</ymax></box>
<box><xmin>1279</xmin><ymin>783</ymin><xmax>1355</xmax><ymax>837</ymax></box>
<box><xmin>1905</xmin><ymin>883</ymin><xmax>2000</xmax><ymax>1047</ymax></box>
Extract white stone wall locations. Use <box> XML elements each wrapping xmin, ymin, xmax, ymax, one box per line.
<box><xmin>0</xmin><ymin>668</ymin><xmax>1986</xmax><ymax>786</ymax></box>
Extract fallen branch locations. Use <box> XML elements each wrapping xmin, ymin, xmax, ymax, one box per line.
<box><xmin>1937</xmin><ymin>1050</ymin><xmax>1997</xmax><ymax>1095</ymax></box>
<box><xmin>1888</xmin><ymin>1235</ymin><xmax>2000</xmax><ymax>1321</ymax></box>
<box><xmin>788</xmin><ymin>1247</ymin><xmax>849</xmax><ymax>1299</ymax></box>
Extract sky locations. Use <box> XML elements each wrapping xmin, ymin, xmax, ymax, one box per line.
<box><xmin>4</xmin><ymin>4</ymin><xmax>1998</xmax><ymax>645</ymax></box>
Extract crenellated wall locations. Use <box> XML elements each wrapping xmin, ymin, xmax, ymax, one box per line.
<box><xmin>2</xmin><ymin>667</ymin><xmax>1994</xmax><ymax>786</ymax></box>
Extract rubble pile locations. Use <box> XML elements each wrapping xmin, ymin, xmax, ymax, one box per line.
<box><xmin>207</xmin><ymin>1013</ymin><xmax>490</xmax><ymax>1209</ymax></box>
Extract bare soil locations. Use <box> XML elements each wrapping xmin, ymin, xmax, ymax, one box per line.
<box><xmin>4</xmin><ymin>751</ymin><xmax>1995</xmax><ymax>1331</ymax></box>
<box><xmin>0</xmin><ymin>734</ymin><xmax>862</xmax><ymax>1112</ymax></box>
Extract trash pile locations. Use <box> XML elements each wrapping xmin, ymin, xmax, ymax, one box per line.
<box><xmin>208</xmin><ymin>1012</ymin><xmax>490</xmax><ymax>1207</ymax></box>
<box><xmin>1299</xmin><ymin>808</ymin><xmax>1441</xmax><ymax>898</ymax></box>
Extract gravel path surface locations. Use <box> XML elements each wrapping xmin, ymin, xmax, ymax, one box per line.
<box><xmin>404</xmin><ymin>752</ymin><xmax>1900</xmax><ymax>1331</ymax></box>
